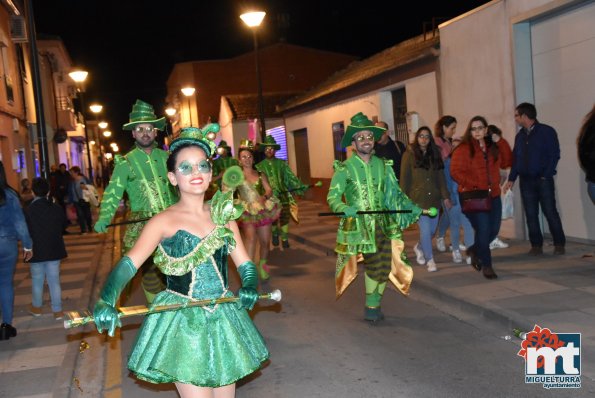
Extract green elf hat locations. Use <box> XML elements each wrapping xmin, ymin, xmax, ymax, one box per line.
<box><xmin>169</xmin><ymin>124</ymin><xmax>220</xmax><ymax>157</ymax></box>
<box><xmin>259</xmin><ymin>135</ymin><xmax>281</xmax><ymax>151</ymax></box>
<box><xmin>122</xmin><ymin>99</ymin><xmax>166</xmax><ymax>131</ymax></box>
<box><xmin>341</xmin><ymin>112</ymin><xmax>386</xmax><ymax>148</ymax></box>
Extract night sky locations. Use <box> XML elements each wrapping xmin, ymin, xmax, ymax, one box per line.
<box><xmin>32</xmin><ymin>0</ymin><xmax>491</xmax><ymax>149</ymax></box>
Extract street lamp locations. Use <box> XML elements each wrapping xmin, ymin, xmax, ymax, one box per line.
<box><xmin>90</xmin><ymin>103</ymin><xmax>104</xmax><ymax>183</ymax></box>
<box><xmin>98</xmin><ymin>121</ymin><xmax>108</xmax><ymax>129</ymax></box>
<box><xmin>165</xmin><ymin>107</ymin><xmax>176</xmax><ymax>117</ymax></box>
<box><xmin>68</xmin><ymin>69</ymin><xmax>94</xmax><ymax>179</ymax></box>
<box><xmin>240</xmin><ymin>10</ymin><xmax>266</xmax><ymax>142</ymax></box>
<box><xmin>181</xmin><ymin>87</ymin><xmax>195</xmax><ymax>127</ymax></box>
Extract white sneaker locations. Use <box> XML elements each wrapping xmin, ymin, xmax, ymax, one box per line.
<box><xmin>414</xmin><ymin>243</ymin><xmax>426</xmax><ymax>265</ymax></box>
<box><xmin>466</xmin><ymin>256</ymin><xmax>472</xmax><ymax>265</ymax></box>
<box><xmin>427</xmin><ymin>258</ymin><xmax>438</xmax><ymax>272</ymax></box>
<box><xmin>489</xmin><ymin>237</ymin><xmax>509</xmax><ymax>250</ymax></box>
<box><xmin>436</xmin><ymin>237</ymin><xmax>446</xmax><ymax>252</ymax></box>
<box><xmin>452</xmin><ymin>250</ymin><xmax>463</xmax><ymax>263</ymax></box>
<box><xmin>459</xmin><ymin>243</ymin><xmax>467</xmax><ymax>251</ymax></box>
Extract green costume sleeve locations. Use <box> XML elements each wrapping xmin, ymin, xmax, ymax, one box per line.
<box><xmin>327</xmin><ymin>160</ymin><xmax>349</xmax><ymax>214</ymax></box>
<box><xmin>383</xmin><ymin>161</ymin><xmax>422</xmax><ymax>230</ymax></box>
<box><xmin>97</xmin><ymin>155</ymin><xmax>129</xmax><ymax>225</ymax></box>
<box><xmin>281</xmin><ymin>162</ymin><xmax>307</xmax><ymax>195</ymax></box>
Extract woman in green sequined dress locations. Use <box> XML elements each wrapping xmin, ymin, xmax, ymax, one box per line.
<box><xmin>93</xmin><ymin>127</ymin><xmax>269</xmax><ymax>398</ymax></box>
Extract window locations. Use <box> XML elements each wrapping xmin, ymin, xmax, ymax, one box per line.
<box><xmin>267</xmin><ymin>126</ymin><xmax>287</xmax><ymax>160</ymax></box>
<box><xmin>0</xmin><ymin>45</ymin><xmax>15</xmax><ymax>103</ymax></box>
<box><xmin>332</xmin><ymin>122</ymin><xmax>346</xmax><ymax>161</ymax></box>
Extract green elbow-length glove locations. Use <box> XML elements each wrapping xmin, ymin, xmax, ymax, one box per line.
<box><xmin>93</xmin><ymin>256</ymin><xmax>137</xmax><ymax>336</ymax></box>
<box><xmin>237</xmin><ymin>261</ymin><xmax>259</xmax><ymax>310</ymax></box>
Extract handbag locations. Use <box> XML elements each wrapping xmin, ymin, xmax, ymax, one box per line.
<box><xmin>460</xmin><ymin>150</ymin><xmax>492</xmax><ymax>213</ymax></box>
<box><xmin>460</xmin><ymin>189</ymin><xmax>492</xmax><ymax>213</ymax></box>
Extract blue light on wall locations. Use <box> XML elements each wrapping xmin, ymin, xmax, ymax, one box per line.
<box><xmin>267</xmin><ymin>126</ymin><xmax>287</xmax><ymax>160</ymax></box>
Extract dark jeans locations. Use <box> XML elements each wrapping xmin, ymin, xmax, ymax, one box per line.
<box><xmin>519</xmin><ymin>177</ymin><xmax>566</xmax><ymax>247</ymax></box>
<box><xmin>464</xmin><ymin>196</ymin><xmax>501</xmax><ymax>269</ymax></box>
<box><xmin>73</xmin><ymin>200</ymin><xmax>92</xmax><ymax>233</ymax></box>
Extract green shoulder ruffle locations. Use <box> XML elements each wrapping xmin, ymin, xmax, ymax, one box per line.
<box><xmin>154</xmin><ymin>190</ymin><xmax>242</xmax><ymax>276</ymax></box>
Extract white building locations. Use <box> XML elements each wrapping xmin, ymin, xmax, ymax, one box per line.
<box><xmin>279</xmin><ymin>0</ymin><xmax>595</xmax><ymax>243</ymax></box>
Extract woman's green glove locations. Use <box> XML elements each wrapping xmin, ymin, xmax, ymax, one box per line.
<box><xmin>237</xmin><ymin>261</ymin><xmax>258</xmax><ymax>310</ymax></box>
<box><xmin>93</xmin><ymin>256</ymin><xmax>137</xmax><ymax>337</ymax></box>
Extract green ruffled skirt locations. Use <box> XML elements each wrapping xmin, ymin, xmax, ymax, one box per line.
<box><xmin>127</xmin><ymin>290</ymin><xmax>269</xmax><ymax>387</ymax></box>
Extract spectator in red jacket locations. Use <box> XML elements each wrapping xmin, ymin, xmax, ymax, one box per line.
<box><xmin>450</xmin><ymin>116</ymin><xmax>512</xmax><ymax>280</ymax></box>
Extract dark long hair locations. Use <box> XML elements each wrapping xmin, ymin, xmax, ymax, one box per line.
<box><xmin>0</xmin><ymin>160</ymin><xmax>17</xmax><ymax>206</ymax></box>
<box><xmin>434</xmin><ymin>115</ymin><xmax>457</xmax><ymax>140</ymax></box>
<box><xmin>411</xmin><ymin>126</ymin><xmax>444</xmax><ymax>170</ymax></box>
<box><xmin>460</xmin><ymin>116</ymin><xmax>499</xmax><ymax>161</ymax></box>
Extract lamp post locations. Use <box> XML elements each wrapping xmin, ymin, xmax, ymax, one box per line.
<box><xmin>68</xmin><ymin>70</ymin><xmax>94</xmax><ymax>179</ymax></box>
<box><xmin>181</xmin><ymin>87</ymin><xmax>195</xmax><ymax>127</ymax></box>
<box><xmin>240</xmin><ymin>10</ymin><xmax>266</xmax><ymax>142</ymax></box>
<box><xmin>89</xmin><ymin>104</ymin><xmax>103</xmax><ymax>185</ymax></box>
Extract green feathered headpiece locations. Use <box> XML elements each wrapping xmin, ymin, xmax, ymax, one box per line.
<box><xmin>169</xmin><ymin>124</ymin><xmax>220</xmax><ymax>157</ymax></box>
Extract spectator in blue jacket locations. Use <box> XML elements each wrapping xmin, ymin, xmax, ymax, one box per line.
<box><xmin>0</xmin><ymin>161</ymin><xmax>33</xmax><ymax>341</ymax></box>
<box><xmin>503</xmin><ymin>102</ymin><xmax>566</xmax><ymax>255</ymax></box>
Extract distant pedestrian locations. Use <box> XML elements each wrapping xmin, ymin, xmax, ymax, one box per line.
<box><xmin>69</xmin><ymin>166</ymin><xmax>92</xmax><ymax>234</ymax></box>
<box><xmin>487</xmin><ymin>124</ymin><xmax>511</xmax><ymax>250</ymax></box>
<box><xmin>433</xmin><ymin>116</ymin><xmax>457</xmax><ymax>253</ymax></box>
<box><xmin>24</xmin><ymin>178</ymin><xmax>68</xmax><ymax>320</ymax></box>
<box><xmin>20</xmin><ymin>178</ymin><xmax>34</xmax><ymax>208</ymax></box>
<box><xmin>373</xmin><ymin>120</ymin><xmax>407</xmax><ymax>181</ymax></box>
<box><xmin>577</xmin><ymin>104</ymin><xmax>595</xmax><ymax>204</ymax></box>
<box><xmin>0</xmin><ymin>161</ymin><xmax>33</xmax><ymax>341</ymax></box>
<box><xmin>503</xmin><ymin>102</ymin><xmax>566</xmax><ymax>255</ymax></box>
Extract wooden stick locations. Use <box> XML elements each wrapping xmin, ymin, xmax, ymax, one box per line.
<box><xmin>64</xmin><ymin>289</ymin><xmax>282</xmax><ymax>329</ymax></box>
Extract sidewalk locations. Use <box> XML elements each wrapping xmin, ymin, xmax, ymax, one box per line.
<box><xmin>290</xmin><ymin>199</ymin><xmax>595</xmax><ymax>381</ymax></box>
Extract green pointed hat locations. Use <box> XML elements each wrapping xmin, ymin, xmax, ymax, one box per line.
<box><xmin>260</xmin><ymin>135</ymin><xmax>281</xmax><ymax>151</ymax></box>
<box><xmin>122</xmin><ymin>99</ymin><xmax>166</xmax><ymax>131</ymax></box>
<box><xmin>169</xmin><ymin>124</ymin><xmax>220</xmax><ymax>157</ymax></box>
<box><xmin>341</xmin><ymin>112</ymin><xmax>386</xmax><ymax>148</ymax></box>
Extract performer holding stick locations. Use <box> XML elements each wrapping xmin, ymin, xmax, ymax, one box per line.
<box><xmin>256</xmin><ymin>135</ymin><xmax>309</xmax><ymax>248</ymax></box>
<box><xmin>93</xmin><ymin>100</ymin><xmax>178</xmax><ymax>304</ymax></box>
<box><xmin>327</xmin><ymin>112</ymin><xmax>425</xmax><ymax>323</ymax></box>
<box><xmin>93</xmin><ymin>127</ymin><xmax>270</xmax><ymax>397</ymax></box>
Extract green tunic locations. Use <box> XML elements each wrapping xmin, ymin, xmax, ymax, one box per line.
<box><xmin>97</xmin><ymin>143</ymin><xmax>178</xmax><ymax>250</ymax></box>
<box><xmin>213</xmin><ymin>156</ymin><xmax>240</xmax><ymax>178</ymax></box>
<box><xmin>255</xmin><ymin>158</ymin><xmax>306</xmax><ymax>205</ymax></box>
<box><xmin>327</xmin><ymin>154</ymin><xmax>422</xmax><ymax>255</ymax></box>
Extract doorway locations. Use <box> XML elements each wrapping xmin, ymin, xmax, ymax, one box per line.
<box><xmin>293</xmin><ymin>128</ymin><xmax>311</xmax><ymax>185</ymax></box>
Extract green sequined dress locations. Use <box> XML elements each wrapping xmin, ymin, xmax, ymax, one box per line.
<box><xmin>127</xmin><ymin>227</ymin><xmax>269</xmax><ymax>386</ymax></box>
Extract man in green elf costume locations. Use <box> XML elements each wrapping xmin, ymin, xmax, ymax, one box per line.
<box><xmin>94</xmin><ymin>99</ymin><xmax>178</xmax><ymax>303</ymax></box>
<box><xmin>327</xmin><ymin>112</ymin><xmax>423</xmax><ymax>322</ymax></box>
<box><xmin>255</xmin><ymin>135</ymin><xmax>308</xmax><ymax>249</ymax></box>
<box><xmin>211</xmin><ymin>140</ymin><xmax>239</xmax><ymax>190</ymax></box>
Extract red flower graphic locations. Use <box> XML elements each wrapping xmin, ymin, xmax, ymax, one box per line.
<box><xmin>517</xmin><ymin>325</ymin><xmax>565</xmax><ymax>369</ymax></box>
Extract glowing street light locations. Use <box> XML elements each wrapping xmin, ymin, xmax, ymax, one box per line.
<box><xmin>102</xmin><ymin>130</ymin><xmax>112</xmax><ymax>138</ymax></box>
<box><xmin>165</xmin><ymin>107</ymin><xmax>176</xmax><ymax>116</ymax></box>
<box><xmin>240</xmin><ymin>10</ymin><xmax>267</xmax><ymax>142</ymax></box>
<box><xmin>98</xmin><ymin>121</ymin><xmax>108</xmax><ymax>129</ymax></box>
<box><xmin>68</xmin><ymin>69</ymin><xmax>94</xmax><ymax>179</ymax></box>
<box><xmin>89</xmin><ymin>104</ymin><xmax>103</xmax><ymax>113</ymax></box>
<box><xmin>181</xmin><ymin>87</ymin><xmax>196</xmax><ymax>126</ymax></box>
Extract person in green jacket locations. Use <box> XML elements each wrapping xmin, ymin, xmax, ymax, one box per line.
<box><xmin>327</xmin><ymin>112</ymin><xmax>423</xmax><ymax>323</ymax></box>
<box><xmin>211</xmin><ymin>140</ymin><xmax>239</xmax><ymax>191</ymax></box>
<box><xmin>93</xmin><ymin>100</ymin><xmax>178</xmax><ymax>303</ymax></box>
<box><xmin>256</xmin><ymin>135</ymin><xmax>308</xmax><ymax>249</ymax></box>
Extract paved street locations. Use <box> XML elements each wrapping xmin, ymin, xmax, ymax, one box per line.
<box><xmin>1</xmin><ymin>199</ymin><xmax>594</xmax><ymax>397</ymax></box>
